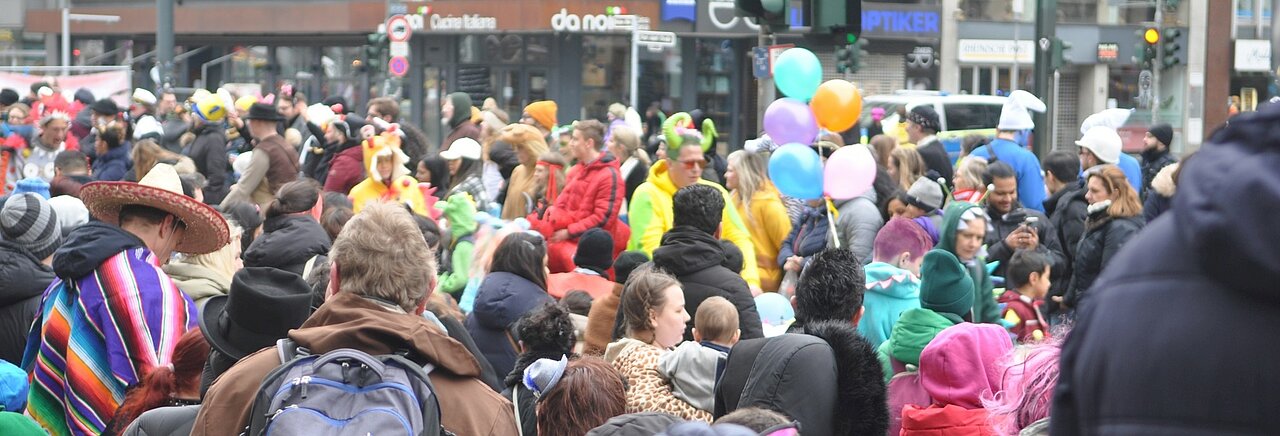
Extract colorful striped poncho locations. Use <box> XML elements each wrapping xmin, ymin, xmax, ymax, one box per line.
<box><xmin>22</xmin><ymin>247</ymin><xmax>195</xmax><ymax>436</ymax></box>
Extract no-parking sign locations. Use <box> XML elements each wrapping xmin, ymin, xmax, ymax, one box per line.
<box><xmin>386</xmin><ymin>15</ymin><xmax>412</xmax><ymax>42</ymax></box>
<box><xmin>388</xmin><ymin>56</ymin><xmax>409</xmax><ymax>77</ymax></box>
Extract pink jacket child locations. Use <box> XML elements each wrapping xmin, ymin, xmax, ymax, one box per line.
<box><xmin>900</xmin><ymin>323</ymin><xmax>1014</xmax><ymax>436</ymax></box>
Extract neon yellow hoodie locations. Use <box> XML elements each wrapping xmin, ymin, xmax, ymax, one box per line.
<box><xmin>628</xmin><ymin>159</ymin><xmax>760</xmax><ymax>288</ymax></box>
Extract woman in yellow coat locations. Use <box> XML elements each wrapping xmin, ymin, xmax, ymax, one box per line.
<box><xmin>726</xmin><ymin>150</ymin><xmax>792</xmax><ymax>292</ymax></box>
<box><xmin>348</xmin><ymin>129</ymin><xmax>428</xmax><ymax>215</ymax></box>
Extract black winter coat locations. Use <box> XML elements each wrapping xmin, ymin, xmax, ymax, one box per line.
<box><xmin>465</xmin><ymin>271</ymin><xmax>553</xmax><ymax>378</ymax></box>
<box><xmin>118</xmin><ymin>404</ymin><xmax>200</xmax><ymax>436</ymax></box>
<box><xmin>1140</xmin><ymin>148</ymin><xmax>1177</xmax><ymax>200</ymax></box>
<box><xmin>1053</xmin><ymin>105</ymin><xmax>1280</xmax><ymax>435</ymax></box>
<box><xmin>983</xmin><ymin>205</ymin><xmax>1067</xmax><ymax>283</ymax></box>
<box><xmin>242</xmin><ymin>215</ymin><xmax>332</xmax><ymax>277</ymax></box>
<box><xmin>653</xmin><ymin>226</ymin><xmax>763</xmax><ymax>341</ymax></box>
<box><xmin>715</xmin><ymin>321</ymin><xmax>887</xmax><ymax>436</ymax></box>
<box><xmin>0</xmin><ymin>241</ymin><xmax>54</xmax><ymax>364</ymax></box>
<box><xmin>1062</xmin><ymin>211</ymin><xmax>1143</xmax><ymax>309</ymax></box>
<box><xmin>186</xmin><ymin>123</ymin><xmax>230</xmax><ymax>205</ymax></box>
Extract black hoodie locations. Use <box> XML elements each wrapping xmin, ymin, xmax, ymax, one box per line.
<box><xmin>242</xmin><ymin>215</ymin><xmax>331</xmax><ymax>276</ymax></box>
<box><xmin>652</xmin><ymin>226</ymin><xmax>763</xmax><ymax>341</ymax></box>
<box><xmin>715</xmin><ymin>320</ymin><xmax>888</xmax><ymax>436</ymax></box>
<box><xmin>53</xmin><ymin>221</ymin><xmax>146</xmax><ymax>280</ymax></box>
<box><xmin>0</xmin><ymin>240</ymin><xmax>55</xmax><ymax>363</ymax></box>
<box><xmin>1053</xmin><ymin>103</ymin><xmax>1280</xmax><ymax>435</ymax></box>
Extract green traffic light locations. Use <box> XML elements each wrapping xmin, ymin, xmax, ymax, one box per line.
<box><xmin>847</xmin><ymin>34</ymin><xmax>856</xmax><ymax>44</ymax></box>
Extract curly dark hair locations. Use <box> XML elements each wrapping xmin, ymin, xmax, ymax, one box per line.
<box><xmin>672</xmin><ymin>184</ymin><xmax>724</xmax><ymax>235</ymax></box>
<box><xmin>514</xmin><ymin>302</ymin><xmax>576</xmax><ymax>354</ymax></box>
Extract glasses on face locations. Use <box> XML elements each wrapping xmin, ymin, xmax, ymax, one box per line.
<box><xmin>677</xmin><ymin>159</ymin><xmax>707</xmax><ymax>171</ymax></box>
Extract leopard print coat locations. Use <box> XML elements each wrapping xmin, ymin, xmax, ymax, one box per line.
<box><xmin>605</xmin><ymin>338</ymin><xmax>713</xmax><ymax>422</ymax></box>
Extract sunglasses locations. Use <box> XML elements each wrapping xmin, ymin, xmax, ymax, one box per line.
<box><xmin>676</xmin><ymin>159</ymin><xmax>707</xmax><ymax>171</ymax></box>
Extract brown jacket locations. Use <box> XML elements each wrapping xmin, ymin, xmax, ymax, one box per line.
<box><xmin>191</xmin><ymin>292</ymin><xmax>517</xmax><ymax>436</ymax></box>
<box><xmin>255</xmin><ymin>134</ymin><xmax>300</xmax><ymax>193</ymax></box>
<box><xmin>583</xmin><ymin>283</ymin><xmax>623</xmax><ymax>356</ymax></box>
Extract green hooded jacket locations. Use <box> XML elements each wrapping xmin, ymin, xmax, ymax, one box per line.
<box><xmin>875</xmin><ymin>307</ymin><xmax>957</xmax><ymax>382</ymax></box>
<box><xmin>437</xmin><ymin>193</ymin><xmax>478</xmax><ymax>295</ymax></box>
<box><xmin>935</xmin><ymin>201</ymin><xmax>1001</xmax><ymax>324</ymax></box>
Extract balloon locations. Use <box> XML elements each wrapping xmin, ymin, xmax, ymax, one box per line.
<box><xmin>764</xmin><ymin>98</ymin><xmax>819</xmax><ymax>146</ymax></box>
<box><xmin>810</xmin><ymin>80</ymin><xmax>863</xmax><ymax>132</ymax></box>
<box><xmin>768</xmin><ymin>143</ymin><xmax>824</xmax><ymax>200</ymax></box>
<box><xmin>823</xmin><ymin>145</ymin><xmax>877</xmax><ymax>200</ymax></box>
<box><xmin>773</xmin><ymin>48</ymin><xmax>823</xmax><ymax>101</ymax></box>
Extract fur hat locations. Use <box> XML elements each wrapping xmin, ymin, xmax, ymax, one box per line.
<box><xmin>919</xmin><ymin>249</ymin><xmax>974</xmax><ymax>324</ymax></box>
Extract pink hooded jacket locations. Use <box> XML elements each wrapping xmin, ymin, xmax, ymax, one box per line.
<box><xmin>900</xmin><ymin>323</ymin><xmax>1013</xmax><ymax>435</ymax></box>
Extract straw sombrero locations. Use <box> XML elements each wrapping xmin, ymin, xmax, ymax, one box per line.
<box><xmin>80</xmin><ymin>163</ymin><xmax>229</xmax><ymax>254</ymax></box>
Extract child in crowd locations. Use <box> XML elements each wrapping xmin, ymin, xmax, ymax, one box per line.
<box><xmin>778</xmin><ymin>199</ymin><xmax>830</xmax><ymax>276</ymax></box>
<box><xmin>999</xmin><ymin>250</ymin><xmax>1052</xmax><ymax>342</ymax></box>
<box><xmin>900</xmin><ymin>323</ymin><xmax>1013</xmax><ymax>435</ymax></box>
<box><xmin>658</xmin><ymin>296</ymin><xmax>741</xmax><ymax>413</ymax></box>
<box><xmin>879</xmin><ymin>249</ymin><xmax>975</xmax><ymax>382</ymax></box>
<box><xmin>435</xmin><ymin>192</ymin><xmax>479</xmax><ymax>297</ymax></box>
<box><xmin>861</xmin><ymin>218</ymin><xmax>934</xmax><ymax>350</ymax></box>
<box><xmin>901</xmin><ymin>176</ymin><xmax>946</xmax><ymax>245</ymax></box>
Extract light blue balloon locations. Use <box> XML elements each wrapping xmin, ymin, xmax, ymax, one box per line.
<box><xmin>768</xmin><ymin>143</ymin><xmax>824</xmax><ymax>200</ymax></box>
<box><xmin>773</xmin><ymin>48</ymin><xmax>823</xmax><ymax>101</ymax></box>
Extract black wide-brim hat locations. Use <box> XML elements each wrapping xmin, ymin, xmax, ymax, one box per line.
<box><xmin>200</xmin><ymin>266</ymin><xmax>314</xmax><ymax>361</ymax></box>
<box><xmin>244</xmin><ymin>102</ymin><xmax>285</xmax><ymax>121</ymax></box>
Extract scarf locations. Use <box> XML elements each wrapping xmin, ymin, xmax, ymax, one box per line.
<box><xmin>538</xmin><ymin>161</ymin><xmax>563</xmax><ymax>204</ymax></box>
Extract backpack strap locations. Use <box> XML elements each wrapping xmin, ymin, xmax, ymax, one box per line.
<box><xmin>983</xmin><ymin>143</ymin><xmax>1001</xmax><ymax>164</ymax></box>
<box><xmin>275</xmin><ymin>338</ymin><xmax>308</xmax><ymax>363</ymax></box>
<box><xmin>512</xmin><ymin>388</ymin><xmax>524</xmax><ymax>436</ymax></box>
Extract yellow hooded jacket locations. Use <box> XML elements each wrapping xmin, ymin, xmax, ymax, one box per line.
<box><xmin>628</xmin><ymin>159</ymin><xmax>760</xmax><ymax>288</ymax></box>
<box><xmin>349</xmin><ymin>132</ymin><xmax>428</xmax><ymax>215</ymax></box>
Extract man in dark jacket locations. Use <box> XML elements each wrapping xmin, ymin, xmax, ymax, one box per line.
<box><xmin>1052</xmin><ymin>97</ymin><xmax>1280</xmax><ymax>435</ymax></box>
<box><xmin>905</xmin><ymin>105</ymin><xmax>953</xmax><ymax>187</ymax></box>
<box><xmin>441</xmin><ymin>92</ymin><xmax>480</xmax><ymax>153</ymax></box>
<box><xmin>0</xmin><ymin>193</ymin><xmax>60</xmax><ymax>364</ymax></box>
<box><xmin>1040</xmin><ymin>150</ymin><xmax>1086</xmax><ymax>318</ymax></box>
<box><xmin>185</xmin><ymin>108</ymin><xmax>230</xmax><ymax>205</ymax></box>
<box><xmin>653</xmin><ymin>184</ymin><xmax>763</xmax><ymax>341</ymax></box>
<box><xmin>981</xmin><ymin>162</ymin><xmax>1066</xmax><ymax>281</ymax></box>
<box><xmin>716</xmin><ymin>248</ymin><xmax>888</xmax><ymax>436</ymax></box>
<box><xmin>1140</xmin><ymin>122</ymin><xmax>1177</xmax><ymax>200</ymax></box>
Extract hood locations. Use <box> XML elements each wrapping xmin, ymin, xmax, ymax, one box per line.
<box><xmin>447</xmin><ymin>92</ymin><xmax>474</xmax><ymax>128</ymax></box>
<box><xmin>242</xmin><ymin>215</ymin><xmax>331</xmax><ymax>272</ymax></box>
<box><xmin>1152</xmin><ymin>162</ymin><xmax>1179</xmax><ymax>197</ymax></box>
<box><xmin>294</xmin><ymin>291</ymin><xmax>482</xmax><ymax>378</ymax></box>
<box><xmin>918</xmin><ymin>323</ymin><xmax>1012</xmax><ymax>409</ymax></box>
<box><xmin>362</xmin><ymin>132</ymin><xmax>411</xmax><ymax>184</ymax></box>
<box><xmin>52</xmin><ymin>221</ymin><xmax>145</xmax><ymax>280</ymax></box>
<box><xmin>162</xmin><ymin>262</ymin><xmax>230</xmax><ymax>302</ymax></box>
<box><xmin>652</xmin><ymin>226</ymin><xmax>726</xmax><ymax>276</ymax></box>
<box><xmin>603</xmin><ymin>337</ymin><xmax>649</xmax><ymax>364</ymax></box>
<box><xmin>864</xmin><ymin>262</ymin><xmax>921</xmax><ymax>300</ymax></box>
<box><xmin>470</xmin><ymin>271</ymin><xmax>549</xmax><ymax>330</ymax></box>
<box><xmin>884</xmin><ymin>308</ymin><xmax>956</xmax><ymax>366</ymax></box>
<box><xmin>645</xmin><ymin>159</ymin><xmax>679</xmax><ymax>196</ymax></box>
<box><xmin>793</xmin><ymin>320</ymin><xmax>890</xmax><ymax>436</ymax></box>
<box><xmin>1178</xmin><ymin>107</ymin><xmax>1280</xmax><ymax>299</ymax></box>
<box><xmin>936</xmin><ymin>201</ymin><xmax>984</xmax><ymax>255</ymax></box>
<box><xmin>0</xmin><ymin>241</ymin><xmax>55</xmax><ymax>306</ymax></box>
<box><xmin>440</xmin><ymin>194</ymin><xmax>478</xmax><ymax>238</ymax></box>
<box><xmin>834</xmin><ymin>184</ymin><xmax>879</xmax><ymax>209</ymax></box>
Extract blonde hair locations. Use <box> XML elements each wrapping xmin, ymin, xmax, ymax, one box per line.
<box><xmin>131</xmin><ymin>139</ymin><xmax>186</xmax><ymax>180</ymax></box>
<box><xmin>330</xmin><ymin>202</ymin><xmax>437</xmax><ymax>311</ymax></box>
<box><xmin>891</xmin><ymin>147</ymin><xmax>927</xmax><ymax>191</ymax></box>
<box><xmin>955</xmin><ymin>156</ymin><xmax>989</xmax><ymax>191</ymax></box>
<box><xmin>621</xmin><ymin>265</ymin><xmax>682</xmax><ymax>341</ymax></box>
<box><xmin>869</xmin><ymin>134</ymin><xmax>897</xmax><ymax>169</ymax></box>
<box><xmin>610</xmin><ymin>125</ymin><xmax>650</xmax><ymax>166</ymax></box>
<box><xmin>178</xmin><ymin>219</ymin><xmax>243</xmax><ymax>282</ymax></box>
<box><xmin>694</xmin><ymin>296</ymin><xmax>738</xmax><ymax>344</ymax></box>
<box><xmin>1089</xmin><ymin>165</ymin><xmax>1143</xmax><ymax>218</ymax></box>
<box><xmin>727</xmin><ymin>150</ymin><xmax>770</xmax><ymax>221</ymax></box>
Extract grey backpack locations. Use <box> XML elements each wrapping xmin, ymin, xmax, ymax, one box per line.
<box><xmin>245</xmin><ymin>339</ymin><xmax>448</xmax><ymax>436</ymax></box>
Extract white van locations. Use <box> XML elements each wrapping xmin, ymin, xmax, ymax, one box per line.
<box><xmin>861</xmin><ymin>91</ymin><xmax>1009</xmax><ymax>162</ymax></box>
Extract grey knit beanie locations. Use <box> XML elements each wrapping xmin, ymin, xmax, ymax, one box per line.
<box><xmin>0</xmin><ymin>193</ymin><xmax>62</xmax><ymax>260</ymax></box>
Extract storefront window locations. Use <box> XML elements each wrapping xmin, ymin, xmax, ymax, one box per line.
<box><xmin>581</xmin><ymin>35</ymin><xmax>631</xmax><ymax>121</ymax></box>
<box><xmin>1108</xmin><ymin>66</ymin><xmax>1141</xmax><ymax>109</ymax></box>
<box><xmin>226</xmin><ymin>46</ymin><xmax>270</xmax><ymax>84</ymax></box>
<box><xmin>695</xmin><ymin>39</ymin><xmax>734</xmax><ymax>142</ymax></box>
<box><xmin>1057</xmin><ymin>0</ymin><xmax>1098</xmax><ymax>23</ymax></box>
<box><xmin>958</xmin><ymin>0</ymin><xmax>1035</xmax><ymax>21</ymax></box>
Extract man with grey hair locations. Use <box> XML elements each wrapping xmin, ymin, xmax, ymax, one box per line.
<box><xmin>193</xmin><ymin>202</ymin><xmax>517</xmax><ymax>436</ymax></box>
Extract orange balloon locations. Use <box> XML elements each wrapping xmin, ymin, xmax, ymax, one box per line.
<box><xmin>809</xmin><ymin>80</ymin><xmax>863</xmax><ymax>132</ymax></box>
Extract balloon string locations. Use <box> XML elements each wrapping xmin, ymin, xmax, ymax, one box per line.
<box><xmin>825</xmin><ymin>196</ymin><xmax>841</xmax><ymax>250</ymax></box>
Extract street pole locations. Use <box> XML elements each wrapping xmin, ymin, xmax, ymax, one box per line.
<box><xmin>61</xmin><ymin>0</ymin><xmax>69</xmax><ymax>76</ymax></box>
<box><xmin>1151</xmin><ymin>4</ymin><xmax>1162</xmax><ymax>124</ymax></box>
<box><xmin>630</xmin><ymin>29</ymin><xmax>639</xmax><ymax>111</ymax></box>
<box><xmin>1032</xmin><ymin>0</ymin><xmax>1056</xmax><ymax>154</ymax></box>
<box><xmin>157</xmin><ymin>0</ymin><xmax>175</xmax><ymax>89</ymax></box>
<box><xmin>1011</xmin><ymin>0</ymin><xmax>1023</xmax><ymax>92</ymax></box>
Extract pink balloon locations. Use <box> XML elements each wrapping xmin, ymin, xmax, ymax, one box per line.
<box><xmin>824</xmin><ymin>145</ymin><xmax>877</xmax><ymax>200</ymax></box>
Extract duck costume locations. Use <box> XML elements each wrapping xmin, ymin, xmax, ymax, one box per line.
<box><xmin>348</xmin><ymin>126</ymin><xmax>428</xmax><ymax>215</ymax></box>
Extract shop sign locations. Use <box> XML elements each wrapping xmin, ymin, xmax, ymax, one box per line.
<box><xmin>382</xmin><ymin>13</ymin><xmax>498</xmax><ymax>32</ymax></box>
<box><xmin>860</xmin><ymin>2</ymin><xmax>940</xmax><ymax>38</ymax></box>
<box><xmin>662</xmin><ymin>0</ymin><xmax>697</xmax><ymax>23</ymax></box>
<box><xmin>696</xmin><ymin>0</ymin><xmax>760</xmax><ymax>33</ymax></box>
<box><xmin>956</xmin><ymin>39</ymin><xmax>1034</xmax><ymax>64</ymax></box>
<box><xmin>1096</xmin><ymin>43</ymin><xmax>1118</xmax><ymax>63</ymax></box>
<box><xmin>1235</xmin><ymin>39</ymin><xmax>1271</xmax><ymax>72</ymax></box>
<box><xmin>551</xmin><ymin>8</ymin><xmax>628</xmax><ymax>32</ymax></box>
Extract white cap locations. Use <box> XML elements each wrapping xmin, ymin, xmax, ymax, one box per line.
<box><xmin>1075</xmin><ymin>126</ymin><xmax>1122</xmax><ymax>164</ymax></box>
<box><xmin>132</xmin><ymin>88</ymin><xmax>157</xmax><ymax>106</ymax></box>
<box><xmin>441</xmin><ymin>137</ymin><xmax>482</xmax><ymax>160</ymax></box>
<box><xmin>1079</xmin><ymin>108</ymin><xmax>1133</xmax><ymax>135</ymax></box>
<box><xmin>997</xmin><ymin>90</ymin><xmax>1046</xmax><ymax>131</ymax></box>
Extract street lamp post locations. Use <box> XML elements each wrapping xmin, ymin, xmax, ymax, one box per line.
<box><xmin>61</xmin><ymin>0</ymin><xmax>120</xmax><ymax>76</ymax></box>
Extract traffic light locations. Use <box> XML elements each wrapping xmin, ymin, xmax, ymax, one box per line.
<box><xmin>1134</xmin><ymin>27</ymin><xmax>1158</xmax><ymax>69</ymax></box>
<box><xmin>735</xmin><ymin>0</ymin><xmax>789</xmax><ymax>31</ymax></box>
<box><xmin>364</xmin><ymin>32</ymin><xmax>387</xmax><ymax>63</ymax></box>
<box><xmin>1051</xmin><ymin>37</ymin><xmax>1072</xmax><ymax>69</ymax></box>
<box><xmin>812</xmin><ymin>0</ymin><xmax>863</xmax><ymax>44</ymax></box>
<box><xmin>1161</xmin><ymin>28</ymin><xmax>1181</xmax><ymax>70</ymax></box>
<box><xmin>836</xmin><ymin>37</ymin><xmax>869</xmax><ymax>74</ymax></box>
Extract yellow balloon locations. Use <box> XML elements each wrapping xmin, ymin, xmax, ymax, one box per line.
<box><xmin>809</xmin><ymin>80</ymin><xmax>863</xmax><ymax>132</ymax></box>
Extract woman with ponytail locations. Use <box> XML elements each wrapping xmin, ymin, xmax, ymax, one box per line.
<box><xmin>242</xmin><ymin>179</ymin><xmax>332</xmax><ymax>276</ymax></box>
<box><xmin>105</xmin><ymin>328</ymin><xmax>210</xmax><ymax>435</ymax></box>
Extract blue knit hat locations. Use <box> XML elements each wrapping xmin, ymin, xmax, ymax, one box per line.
<box><xmin>12</xmin><ymin>178</ymin><xmax>49</xmax><ymax>200</ymax></box>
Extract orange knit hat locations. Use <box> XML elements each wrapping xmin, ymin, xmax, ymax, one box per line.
<box><xmin>524</xmin><ymin>100</ymin><xmax>558</xmax><ymax>131</ymax></box>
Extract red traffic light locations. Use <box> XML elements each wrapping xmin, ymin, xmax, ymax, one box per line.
<box><xmin>1143</xmin><ymin>28</ymin><xmax>1160</xmax><ymax>44</ymax></box>
<box><xmin>72</xmin><ymin>48</ymin><xmax>81</xmax><ymax>56</ymax></box>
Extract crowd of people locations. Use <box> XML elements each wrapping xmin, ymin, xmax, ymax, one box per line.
<box><xmin>0</xmin><ymin>77</ymin><xmax>1268</xmax><ymax>436</ymax></box>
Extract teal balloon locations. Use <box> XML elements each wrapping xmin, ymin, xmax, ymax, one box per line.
<box><xmin>761</xmin><ymin>0</ymin><xmax>785</xmax><ymax>12</ymax></box>
<box><xmin>773</xmin><ymin>48</ymin><xmax>823</xmax><ymax>101</ymax></box>
<box><xmin>768</xmin><ymin>143</ymin><xmax>824</xmax><ymax>200</ymax></box>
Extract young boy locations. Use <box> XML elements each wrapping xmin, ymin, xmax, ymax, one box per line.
<box><xmin>860</xmin><ymin>218</ymin><xmax>935</xmax><ymax>350</ymax></box>
<box><xmin>998</xmin><ymin>249</ymin><xmax>1052</xmax><ymax>342</ymax></box>
<box><xmin>658</xmin><ymin>296</ymin><xmax>740</xmax><ymax>412</ymax></box>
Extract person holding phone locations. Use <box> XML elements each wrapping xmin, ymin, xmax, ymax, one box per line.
<box><xmin>982</xmin><ymin>162</ymin><xmax>1067</xmax><ymax>283</ymax></box>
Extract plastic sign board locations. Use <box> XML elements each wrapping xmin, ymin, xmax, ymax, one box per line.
<box><xmin>637</xmin><ymin>31</ymin><xmax>677</xmax><ymax>46</ymax></box>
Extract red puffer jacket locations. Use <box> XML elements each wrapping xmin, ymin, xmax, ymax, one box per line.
<box><xmin>529</xmin><ymin>153</ymin><xmax>629</xmax><ymax>271</ymax></box>
<box><xmin>899</xmin><ymin>404</ymin><xmax>996</xmax><ymax>436</ymax></box>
